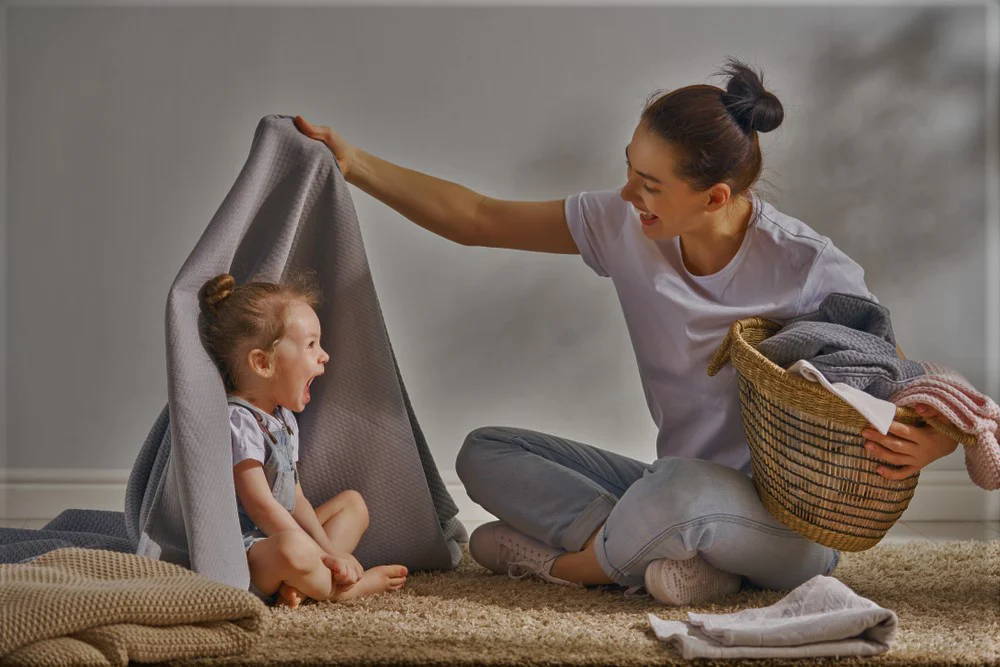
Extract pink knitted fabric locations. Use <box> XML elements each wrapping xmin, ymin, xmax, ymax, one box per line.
<box><xmin>889</xmin><ymin>362</ymin><xmax>1000</xmax><ymax>490</ymax></box>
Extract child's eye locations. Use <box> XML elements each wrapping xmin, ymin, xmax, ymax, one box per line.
<box><xmin>308</xmin><ymin>341</ymin><xmax>316</xmax><ymax>348</ymax></box>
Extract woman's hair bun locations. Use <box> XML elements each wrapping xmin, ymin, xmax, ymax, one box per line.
<box><xmin>199</xmin><ymin>273</ymin><xmax>236</xmax><ymax>315</ymax></box>
<box><xmin>718</xmin><ymin>56</ymin><xmax>784</xmax><ymax>135</ymax></box>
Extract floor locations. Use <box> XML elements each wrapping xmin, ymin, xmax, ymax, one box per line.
<box><xmin>2</xmin><ymin>518</ymin><xmax>998</xmax><ymax>542</ymax></box>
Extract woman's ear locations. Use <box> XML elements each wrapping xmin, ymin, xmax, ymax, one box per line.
<box><xmin>705</xmin><ymin>183</ymin><xmax>731</xmax><ymax>212</ymax></box>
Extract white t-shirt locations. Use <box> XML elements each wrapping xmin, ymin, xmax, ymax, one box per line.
<box><xmin>564</xmin><ymin>188</ymin><xmax>875</xmax><ymax>474</ymax></box>
<box><xmin>229</xmin><ymin>404</ymin><xmax>300</xmax><ymax>466</ymax></box>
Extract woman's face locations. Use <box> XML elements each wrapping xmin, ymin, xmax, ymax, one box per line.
<box><xmin>619</xmin><ymin>121</ymin><xmax>713</xmax><ymax>241</ymax></box>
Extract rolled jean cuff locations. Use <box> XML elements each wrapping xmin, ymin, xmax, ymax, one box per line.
<box><xmin>591</xmin><ymin>521</ymin><xmax>644</xmax><ymax>588</ymax></box>
<box><xmin>560</xmin><ymin>493</ymin><xmax>617</xmax><ymax>552</ymax></box>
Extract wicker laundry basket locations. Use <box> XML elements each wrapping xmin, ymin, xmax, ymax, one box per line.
<box><xmin>708</xmin><ymin>317</ymin><xmax>974</xmax><ymax>552</ymax></box>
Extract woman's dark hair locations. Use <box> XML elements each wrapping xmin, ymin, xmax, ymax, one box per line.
<box><xmin>640</xmin><ymin>56</ymin><xmax>784</xmax><ymax>196</ymax></box>
<box><xmin>197</xmin><ymin>270</ymin><xmax>322</xmax><ymax>393</ymax></box>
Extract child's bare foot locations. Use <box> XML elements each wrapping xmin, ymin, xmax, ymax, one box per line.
<box><xmin>332</xmin><ymin>565</ymin><xmax>408</xmax><ymax>601</ymax></box>
<box><xmin>276</xmin><ymin>582</ymin><xmax>305</xmax><ymax>608</ymax></box>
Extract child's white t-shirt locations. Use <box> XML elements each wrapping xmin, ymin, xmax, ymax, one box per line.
<box><xmin>564</xmin><ymin>188</ymin><xmax>876</xmax><ymax>474</ymax></box>
<box><xmin>229</xmin><ymin>404</ymin><xmax>300</xmax><ymax>466</ymax></box>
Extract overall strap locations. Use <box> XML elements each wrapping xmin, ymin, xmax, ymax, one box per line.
<box><xmin>275</xmin><ymin>408</ymin><xmax>294</xmax><ymax>436</ymax></box>
<box><xmin>226</xmin><ymin>396</ymin><xmax>293</xmax><ymax>444</ymax></box>
<box><xmin>226</xmin><ymin>395</ymin><xmax>293</xmax><ymax>445</ymax></box>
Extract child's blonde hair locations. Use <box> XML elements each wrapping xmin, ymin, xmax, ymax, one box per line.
<box><xmin>197</xmin><ymin>270</ymin><xmax>322</xmax><ymax>393</ymax></box>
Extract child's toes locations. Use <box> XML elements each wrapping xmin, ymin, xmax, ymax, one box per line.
<box><xmin>278</xmin><ymin>583</ymin><xmax>304</xmax><ymax>608</ymax></box>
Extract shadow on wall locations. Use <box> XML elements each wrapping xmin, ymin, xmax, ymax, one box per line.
<box><xmin>781</xmin><ymin>7</ymin><xmax>987</xmax><ymax>290</ymax></box>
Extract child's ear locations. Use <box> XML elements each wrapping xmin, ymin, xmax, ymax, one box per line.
<box><xmin>247</xmin><ymin>348</ymin><xmax>275</xmax><ymax>379</ymax></box>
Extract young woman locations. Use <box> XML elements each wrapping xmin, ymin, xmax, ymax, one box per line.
<box><xmin>293</xmin><ymin>58</ymin><xmax>958</xmax><ymax>605</ymax></box>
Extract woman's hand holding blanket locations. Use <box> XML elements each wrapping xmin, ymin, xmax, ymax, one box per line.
<box><xmin>862</xmin><ymin>404</ymin><xmax>959</xmax><ymax>479</ymax></box>
<box><xmin>294</xmin><ymin>116</ymin><xmax>357</xmax><ymax>179</ymax></box>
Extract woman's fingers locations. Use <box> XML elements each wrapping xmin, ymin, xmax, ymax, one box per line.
<box><xmin>865</xmin><ymin>440</ymin><xmax>910</xmax><ymax>466</ymax></box>
<box><xmin>876</xmin><ymin>464</ymin><xmax>920</xmax><ymax>480</ymax></box>
<box><xmin>294</xmin><ymin>116</ymin><xmax>330</xmax><ymax>146</ymax></box>
<box><xmin>915</xmin><ymin>403</ymin><xmax>943</xmax><ymax>421</ymax></box>
<box><xmin>885</xmin><ymin>420</ymin><xmax>917</xmax><ymax>442</ymax></box>
<box><xmin>865</xmin><ymin>421</ymin><xmax>924</xmax><ymax>453</ymax></box>
<box><xmin>293</xmin><ymin>116</ymin><xmax>353</xmax><ymax>177</ymax></box>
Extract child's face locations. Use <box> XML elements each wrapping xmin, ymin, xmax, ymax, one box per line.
<box><xmin>272</xmin><ymin>300</ymin><xmax>330</xmax><ymax>412</ymax></box>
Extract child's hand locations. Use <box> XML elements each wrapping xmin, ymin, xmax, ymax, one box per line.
<box><xmin>321</xmin><ymin>552</ymin><xmax>363</xmax><ymax>585</ymax></box>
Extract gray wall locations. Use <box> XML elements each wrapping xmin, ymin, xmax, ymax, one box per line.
<box><xmin>2</xmin><ymin>4</ymin><xmax>995</xmax><ymax>478</ymax></box>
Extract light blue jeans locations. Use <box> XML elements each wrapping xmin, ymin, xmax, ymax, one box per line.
<box><xmin>456</xmin><ymin>426</ymin><xmax>840</xmax><ymax>590</ymax></box>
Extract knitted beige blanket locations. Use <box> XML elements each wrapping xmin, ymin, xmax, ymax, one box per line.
<box><xmin>0</xmin><ymin>548</ymin><xmax>269</xmax><ymax>666</ymax></box>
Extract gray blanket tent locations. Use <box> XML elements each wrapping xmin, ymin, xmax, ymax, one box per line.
<box><xmin>0</xmin><ymin>115</ymin><xmax>467</xmax><ymax>593</ymax></box>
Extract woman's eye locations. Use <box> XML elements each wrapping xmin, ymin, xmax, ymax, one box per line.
<box><xmin>627</xmin><ymin>161</ymin><xmax>657</xmax><ymax>193</ymax></box>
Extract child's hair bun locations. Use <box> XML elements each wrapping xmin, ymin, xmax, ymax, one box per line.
<box><xmin>199</xmin><ymin>273</ymin><xmax>236</xmax><ymax>315</ymax></box>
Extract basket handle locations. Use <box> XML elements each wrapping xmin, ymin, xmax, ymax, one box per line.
<box><xmin>707</xmin><ymin>321</ymin><xmax>739</xmax><ymax>377</ymax></box>
<box><xmin>913</xmin><ymin>414</ymin><xmax>979</xmax><ymax>447</ymax></box>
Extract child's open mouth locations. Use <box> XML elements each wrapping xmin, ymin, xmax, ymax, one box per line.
<box><xmin>303</xmin><ymin>376</ymin><xmax>316</xmax><ymax>404</ymax></box>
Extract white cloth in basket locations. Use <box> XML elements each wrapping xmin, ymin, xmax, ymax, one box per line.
<box><xmin>787</xmin><ymin>360</ymin><xmax>896</xmax><ymax>435</ymax></box>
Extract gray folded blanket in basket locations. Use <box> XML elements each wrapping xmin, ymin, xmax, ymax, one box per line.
<box><xmin>755</xmin><ymin>293</ymin><xmax>925</xmax><ymax>400</ymax></box>
<box><xmin>0</xmin><ymin>115</ymin><xmax>467</xmax><ymax>593</ymax></box>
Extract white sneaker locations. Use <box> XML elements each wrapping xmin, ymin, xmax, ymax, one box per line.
<box><xmin>643</xmin><ymin>554</ymin><xmax>742</xmax><ymax>606</ymax></box>
<box><xmin>469</xmin><ymin>520</ymin><xmax>581</xmax><ymax>588</ymax></box>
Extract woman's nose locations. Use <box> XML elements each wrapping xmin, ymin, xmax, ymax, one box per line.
<box><xmin>619</xmin><ymin>181</ymin><xmax>638</xmax><ymax>206</ymax></box>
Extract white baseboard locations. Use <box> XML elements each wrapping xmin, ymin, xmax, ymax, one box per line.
<box><xmin>1</xmin><ymin>468</ymin><xmax>995</xmax><ymax>523</ymax></box>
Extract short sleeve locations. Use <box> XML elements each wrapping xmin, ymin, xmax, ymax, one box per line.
<box><xmin>230</xmin><ymin>407</ymin><xmax>267</xmax><ymax>466</ymax></box>
<box><xmin>564</xmin><ymin>189</ymin><xmax>627</xmax><ymax>278</ymax></box>
<box><xmin>796</xmin><ymin>241</ymin><xmax>877</xmax><ymax>316</ymax></box>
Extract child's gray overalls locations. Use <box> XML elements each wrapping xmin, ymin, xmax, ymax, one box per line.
<box><xmin>228</xmin><ymin>395</ymin><xmax>299</xmax><ymax>603</ymax></box>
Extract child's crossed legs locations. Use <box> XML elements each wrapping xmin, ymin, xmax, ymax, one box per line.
<box><xmin>248</xmin><ymin>490</ymin><xmax>407</xmax><ymax>606</ymax></box>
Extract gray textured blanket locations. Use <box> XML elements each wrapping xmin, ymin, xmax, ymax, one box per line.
<box><xmin>0</xmin><ymin>115</ymin><xmax>467</xmax><ymax>591</ymax></box>
<box><xmin>756</xmin><ymin>293</ymin><xmax>925</xmax><ymax>399</ymax></box>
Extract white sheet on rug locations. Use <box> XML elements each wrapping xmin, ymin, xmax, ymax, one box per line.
<box><xmin>648</xmin><ymin>575</ymin><xmax>898</xmax><ymax>659</ymax></box>
<box><xmin>786</xmin><ymin>359</ymin><xmax>896</xmax><ymax>435</ymax></box>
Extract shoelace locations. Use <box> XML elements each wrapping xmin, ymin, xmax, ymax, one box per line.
<box><xmin>498</xmin><ymin>535</ymin><xmax>552</xmax><ymax>569</ymax></box>
<box><xmin>497</xmin><ymin>534</ymin><xmax>585</xmax><ymax>588</ymax></box>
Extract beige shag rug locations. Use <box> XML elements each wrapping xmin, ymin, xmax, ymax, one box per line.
<box><xmin>163</xmin><ymin>540</ymin><xmax>999</xmax><ymax>666</ymax></box>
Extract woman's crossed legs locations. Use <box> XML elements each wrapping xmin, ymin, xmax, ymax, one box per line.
<box><xmin>456</xmin><ymin>426</ymin><xmax>839</xmax><ymax>594</ymax></box>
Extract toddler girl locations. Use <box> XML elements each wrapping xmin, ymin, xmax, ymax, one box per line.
<box><xmin>198</xmin><ymin>271</ymin><xmax>408</xmax><ymax>607</ymax></box>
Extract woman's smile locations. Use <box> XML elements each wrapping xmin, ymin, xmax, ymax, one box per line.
<box><xmin>634</xmin><ymin>204</ymin><xmax>660</xmax><ymax>225</ymax></box>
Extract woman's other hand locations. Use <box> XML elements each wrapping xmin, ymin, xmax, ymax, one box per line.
<box><xmin>862</xmin><ymin>404</ymin><xmax>959</xmax><ymax>479</ymax></box>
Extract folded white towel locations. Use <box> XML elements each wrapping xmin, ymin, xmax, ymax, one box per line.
<box><xmin>648</xmin><ymin>575</ymin><xmax>898</xmax><ymax>659</ymax></box>
<box><xmin>787</xmin><ymin>359</ymin><xmax>896</xmax><ymax>435</ymax></box>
